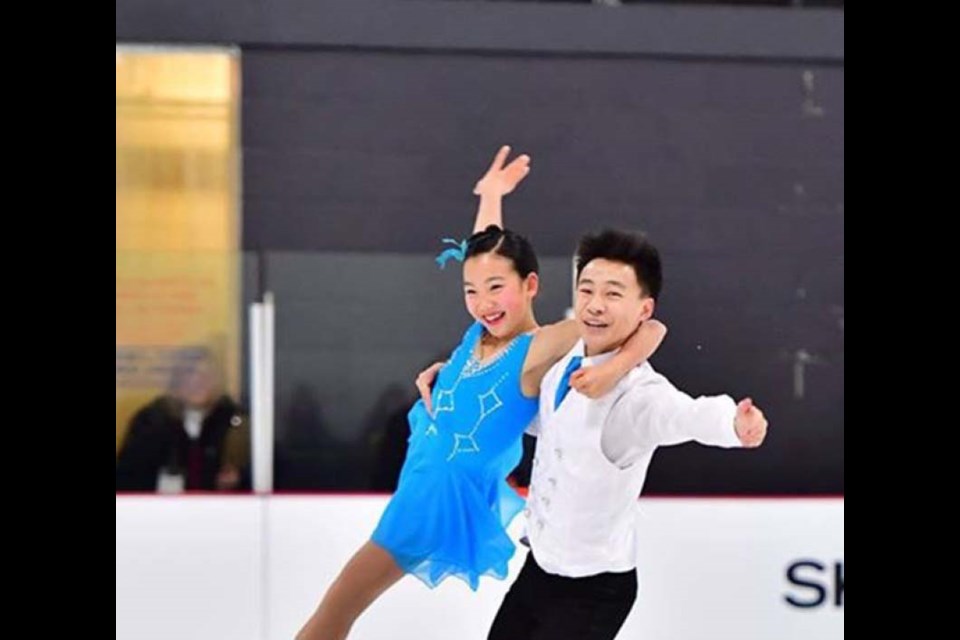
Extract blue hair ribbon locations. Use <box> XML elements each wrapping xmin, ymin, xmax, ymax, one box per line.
<box><xmin>434</xmin><ymin>237</ymin><xmax>468</xmax><ymax>269</ymax></box>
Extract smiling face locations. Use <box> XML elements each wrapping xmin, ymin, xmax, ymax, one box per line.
<box><xmin>463</xmin><ymin>252</ymin><xmax>539</xmax><ymax>340</ymax></box>
<box><xmin>575</xmin><ymin>258</ymin><xmax>654</xmax><ymax>356</ymax></box>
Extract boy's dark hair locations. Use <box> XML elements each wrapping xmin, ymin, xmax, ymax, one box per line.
<box><xmin>575</xmin><ymin>229</ymin><xmax>662</xmax><ymax>299</ymax></box>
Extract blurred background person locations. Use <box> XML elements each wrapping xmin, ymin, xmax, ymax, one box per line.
<box><xmin>116</xmin><ymin>346</ymin><xmax>250</xmax><ymax>492</ymax></box>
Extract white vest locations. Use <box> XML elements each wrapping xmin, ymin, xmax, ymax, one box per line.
<box><xmin>526</xmin><ymin>351</ymin><xmax>654</xmax><ymax>578</ymax></box>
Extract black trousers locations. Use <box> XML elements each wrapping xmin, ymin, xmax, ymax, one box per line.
<box><xmin>488</xmin><ymin>552</ymin><xmax>638</xmax><ymax>640</ymax></box>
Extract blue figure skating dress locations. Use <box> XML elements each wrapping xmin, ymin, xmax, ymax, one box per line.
<box><xmin>371</xmin><ymin>322</ymin><xmax>538</xmax><ymax>590</ymax></box>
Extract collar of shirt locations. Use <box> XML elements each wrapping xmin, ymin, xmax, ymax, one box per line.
<box><xmin>572</xmin><ymin>339</ymin><xmax>621</xmax><ymax>368</ymax></box>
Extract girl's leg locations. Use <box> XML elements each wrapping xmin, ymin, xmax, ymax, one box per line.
<box><xmin>296</xmin><ymin>541</ymin><xmax>405</xmax><ymax>640</ymax></box>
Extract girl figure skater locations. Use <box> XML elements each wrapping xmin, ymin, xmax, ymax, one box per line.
<box><xmin>296</xmin><ymin>147</ymin><xmax>667</xmax><ymax>640</ymax></box>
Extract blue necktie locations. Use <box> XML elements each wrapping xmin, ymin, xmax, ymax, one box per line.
<box><xmin>554</xmin><ymin>356</ymin><xmax>583</xmax><ymax>410</ymax></box>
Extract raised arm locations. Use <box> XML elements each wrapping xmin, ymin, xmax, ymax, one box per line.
<box><xmin>471</xmin><ymin>145</ymin><xmax>531</xmax><ymax>233</ymax></box>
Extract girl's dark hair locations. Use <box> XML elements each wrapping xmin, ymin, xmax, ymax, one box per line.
<box><xmin>464</xmin><ymin>224</ymin><xmax>539</xmax><ymax>278</ymax></box>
